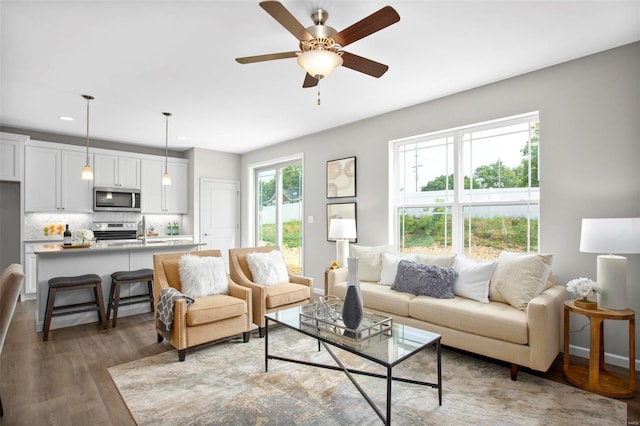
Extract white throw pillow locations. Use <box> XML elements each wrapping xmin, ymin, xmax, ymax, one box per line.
<box><xmin>379</xmin><ymin>252</ymin><xmax>418</xmax><ymax>285</ymax></box>
<box><xmin>178</xmin><ymin>255</ymin><xmax>228</xmax><ymax>298</ymax></box>
<box><xmin>453</xmin><ymin>256</ymin><xmax>496</xmax><ymax>303</ymax></box>
<box><xmin>349</xmin><ymin>245</ymin><xmax>394</xmax><ymax>282</ymax></box>
<box><xmin>491</xmin><ymin>251</ymin><xmax>554</xmax><ymax>310</ymax></box>
<box><xmin>415</xmin><ymin>253</ymin><xmax>457</xmax><ymax>268</ymax></box>
<box><xmin>247</xmin><ymin>251</ymin><xmax>289</xmax><ymax>286</ymax></box>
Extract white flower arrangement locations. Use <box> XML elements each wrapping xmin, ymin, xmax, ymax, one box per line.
<box><xmin>72</xmin><ymin>229</ymin><xmax>94</xmax><ymax>245</ymax></box>
<box><xmin>566</xmin><ymin>277</ymin><xmax>602</xmax><ymax>303</ymax></box>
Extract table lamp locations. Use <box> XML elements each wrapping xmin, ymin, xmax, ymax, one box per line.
<box><xmin>328</xmin><ymin>218</ymin><xmax>357</xmax><ymax>268</ymax></box>
<box><xmin>580</xmin><ymin>217</ymin><xmax>640</xmax><ymax>310</ymax></box>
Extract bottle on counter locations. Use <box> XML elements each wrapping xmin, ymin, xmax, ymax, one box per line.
<box><xmin>63</xmin><ymin>224</ymin><xmax>72</xmax><ymax>246</ymax></box>
<box><xmin>167</xmin><ymin>222</ymin><xmax>172</xmax><ymax>236</ymax></box>
<box><xmin>172</xmin><ymin>221</ymin><xmax>179</xmax><ymax>236</ymax></box>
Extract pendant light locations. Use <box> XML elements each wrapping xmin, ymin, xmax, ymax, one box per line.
<box><xmin>81</xmin><ymin>94</ymin><xmax>94</xmax><ymax>180</ymax></box>
<box><xmin>162</xmin><ymin>112</ymin><xmax>172</xmax><ymax>185</ymax></box>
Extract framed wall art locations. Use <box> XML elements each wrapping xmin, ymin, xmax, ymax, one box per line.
<box><xmin>327</xmin><ymin>202</ymin><xmax>357</xmax><ymax>242</ymax></box>
<box><xmin>326</xmin><ymin>156</ymin><xmax>356</xmax><ymax>198</ymax></box>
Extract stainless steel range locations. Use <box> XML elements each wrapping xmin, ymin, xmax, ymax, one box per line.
<box><xmin>91</xmin><ymin>222</ymin><xmax>138</xmax><ymax>241</ymax></box>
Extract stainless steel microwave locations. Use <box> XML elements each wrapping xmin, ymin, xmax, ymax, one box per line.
<box><xmin>94</xmin><ymin>187</ymin><xmax>141</xmax><ymax>212</ymax></box>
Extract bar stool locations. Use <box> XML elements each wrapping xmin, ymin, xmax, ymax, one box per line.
<box><xmin>106</xmin><ymin>268</ymin><xmax>154</xmax><ymax>327</ymax></box>
<box><xmin>43</xmin><ymin>274</ymin><xmax>107</xmax><ymax>341</ymax></box>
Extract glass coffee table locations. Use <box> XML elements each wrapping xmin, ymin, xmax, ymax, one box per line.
<box><xmin>265</xmin><ymin>304</ymin><xmax>442</xmax><ymax>425</ymax></box>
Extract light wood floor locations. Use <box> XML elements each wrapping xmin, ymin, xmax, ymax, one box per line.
<box><xmin>0</xmin><ymin>300</ymin><xmax>638</xmax><ymax>425</ymax></box>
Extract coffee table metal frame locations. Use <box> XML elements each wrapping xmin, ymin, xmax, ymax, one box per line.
<box><xmin>265</xmin><ymin>307</ymin><xmax>442</xmax><ymax>425</ymax></box>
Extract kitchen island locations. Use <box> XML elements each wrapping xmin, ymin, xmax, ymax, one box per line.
<box><xmin>33</xmin><ymin>240</ymin><xmax>205</xmax><ymax>332</ymax></box>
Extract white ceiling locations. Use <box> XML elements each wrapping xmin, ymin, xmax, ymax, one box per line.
<box><xmin>1</xmin><ymin>1</ymin><xmax>639</xmax><ymax>154</ymax></box>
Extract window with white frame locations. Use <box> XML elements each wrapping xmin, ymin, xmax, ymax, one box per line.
<box><xmin>391</xmin><ymin>113</ymin><xmax>540</xmax><ymax>260</ymax></box>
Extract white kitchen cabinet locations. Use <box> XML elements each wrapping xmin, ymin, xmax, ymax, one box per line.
<box><xmin>25</xmin><ymin>145</ymin><xmax>93</xmax><ymax>212</ymax></box>
<box><xmin>0</xmin><ymin>132</ymin><xmax>27</xmax><ymax>181</ymax></box>
<box><xmin>23</xmin><ymin>245</ymin><xmax>38</xmax><ymax>300</ymax></box>
<box><xmin>94</xmin><ymin>153</ymin><xmax>140</xmax><ymax>189</ymax></box>
<box><xmin>140</xmin><ymin>158</ymin><xmax>188</xmax><ymax>214</ymax></box>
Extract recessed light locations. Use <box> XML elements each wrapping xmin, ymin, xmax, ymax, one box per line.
<box><xmin>223</xmin><ymin>132</ymin><xmax>232</xmax><ymax>137</ymax></box>
<box><xmin>59</xmin><ymin>116</ymin><xmax>74</xmax><ymax>121</ymax></box>
<box><xmin>177</xmin><ymin>136</ymin><xmax>187</xmax><ymax>140</ymax></box>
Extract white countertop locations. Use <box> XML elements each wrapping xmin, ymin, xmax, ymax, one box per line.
<box><xmin>33</xmin><ymin>239</ymin><xmax>205</xmax><ymax>255</ymax></box>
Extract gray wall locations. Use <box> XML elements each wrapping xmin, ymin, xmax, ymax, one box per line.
<box><xmin>0</xmin><ymin>182</ymin><xmax>21</xmax><ymax>270</ymax></box>
<box><xmin>240</xmin><ymin>42</ymin><xmax>640</xmax><ymax>365</ymax></box>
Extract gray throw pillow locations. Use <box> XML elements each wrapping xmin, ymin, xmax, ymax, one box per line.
<box><xmin>391</xmin><ymin>260</ymin><xmax>457</xmax><ymax>299</ymax></box>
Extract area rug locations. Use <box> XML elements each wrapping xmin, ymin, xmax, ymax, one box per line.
<box><xmin>108</xmin><ymin>327</ymin><xmax>625</xmax><ymax>425</ymax></box>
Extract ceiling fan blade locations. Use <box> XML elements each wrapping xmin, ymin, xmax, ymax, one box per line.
<box><xmin>235</xmin><ymin>51</ymin><xmax>298</xmax><ymax>64</ymax></box>
<box><xmin>260</xmin><ymin>1</ymin><xmax>313</xmax><ymax>41</ymax></box>
<box><xmin>332</xmin><ymin>6</ymin><xmax>400</xmax><ymax>48</ymax></box>
<box><xmin>340</xmin><ymin>51</ymin><xmax>389</xmax><ymax>78</ymax></box>
<box><xmin>302</xmin><ymin>73</ymin><xmax>319</xmax><ymax>88</ymax></box>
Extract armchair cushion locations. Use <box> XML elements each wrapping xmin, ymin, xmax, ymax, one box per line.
<box><xmin>186</xmin><ymin>294</ymin><xmax>248</xmax><ymax>326</ymax></box>
<box><xmin>246</xmin><ymin>251</ymin><xmax>289</xmax><ymax>285</ymax></box>
<box><xmin>179</xmin><ymin>254</ymin><xmax>228</xmax><ymax>297</ymax></box>
<box><xmin>265</xmin><ymin>283</ymin><xmax>311</xmax><ymax>309</ymax></box>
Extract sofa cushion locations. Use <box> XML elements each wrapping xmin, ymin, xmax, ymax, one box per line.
<box><xmin>349</xmin><ymin>245</ymin><xmax>393</xmax><ymax>282</ymax></box>
<box><xmin>379</xmin><ymin>252</ymin><xmax>418</xmax><ymax>285</ymax></box>
<box><xmin>265</xmin><ymin>283</ymin><xmax>310</xmax><ymax>309</ymax></box>
<box><xmin>186</xmin><ymin>294</ymin><xmax>247</xmax><ymax>326</ymax></box>
<box><xmin>409</xmin><ymin>296</ymin><xmax>529</xmax><ymax>345</ymax></box>
<box><xmin>453</xmin><ymin>256</ymin><xmax>497</xmax><ymax>303</ymax></box>
<box><xmin>333</xmin><ymin>280</ymin><xmax>415</xmax><ymax>317</ymax></box>
<box><xmin>179</xmin><ymin>255</ymin><xmax>228</xmax><ymax>298</ymax></box>
<box><xmin>415</xmin><ymin>253</ymin><xmax>457</xmax><ymax>267</ymax></box>
<box><xmin>246</xmin><ymin>251</ymin><xmax>289</xmax><ymax>286</ymax></box>
<box><xmin>391</xmin><ymin>260</ymin><xmax>457</xmax><ymax>299</ymax></box>
<box><xmin>491</xmin><ymin>252</ymin><xmax>553</xmax><ymax>309</ymax></box>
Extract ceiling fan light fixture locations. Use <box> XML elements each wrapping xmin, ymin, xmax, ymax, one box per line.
<box><xmin>297</xmin><ymin>49</ymin><xmax>343</xmax><ymax>79</ymax></box>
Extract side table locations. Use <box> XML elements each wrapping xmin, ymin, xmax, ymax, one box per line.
<box><xmin>563</xmin><ymin>300</ymin><xmax>635</xmax><ymax>398</ymax></box>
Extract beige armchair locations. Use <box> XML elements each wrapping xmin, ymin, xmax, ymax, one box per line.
<box><xmin>153</xmin><ymin>250</ymin><xmax>252</xmax><ymax>361</ymax></box>
<box><xmin>229</xmin><ymin>246</ymin><xmax>313</xmax><ymax>337</ymax></box>
<box><xmin>0</xmin><ymin>264</ymin><xmax>24</xmax><ymax>416</ymax></box>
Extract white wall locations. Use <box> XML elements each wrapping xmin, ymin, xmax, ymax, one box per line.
<box><xmin>240</xmin><ymin>42</ymin><xmax>640</xmax><ymax>364</ymax></box>
<box><xmin>185</xmin><ymin>147</ymin><xmax>241</xmax><ymax>239</ymax></box>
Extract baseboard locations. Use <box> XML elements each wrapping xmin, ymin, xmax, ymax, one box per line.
<box><xmin>568</xmin><ymin>344</ymin><xmax>640</xmax><ymax>371</ymax></box>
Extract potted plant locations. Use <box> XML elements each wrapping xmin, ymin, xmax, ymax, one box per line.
<box><xmin>566</xmin><ymin>277</ymin><xmax>602</xmax><ymax>309</ymax></box>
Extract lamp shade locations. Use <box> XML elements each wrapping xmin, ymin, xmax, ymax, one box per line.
<box><xmin>329</xmin><ymin>218</ymin><xmax>357</xmax><ymax>240</ymax></box>
<box><xmin>580</xmin><ymin>218</ymin><xmax>640</xmax><ymax>254</ymax></box>
<box><xmin>297</xmin><ymin>50</ymin><xmax>343</xmax><ymax>79</ymax></box>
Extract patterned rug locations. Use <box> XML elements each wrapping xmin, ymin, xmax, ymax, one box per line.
<box><xmin>108</xmin><ymin>327</ymin><xmax>626</xmax><ymax>425</ymax></box>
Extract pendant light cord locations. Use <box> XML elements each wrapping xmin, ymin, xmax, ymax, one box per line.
<box><xmin>164</xmin><ymin>113</ymin><xmax>169</xmax><ymax>173</ymax></box>
<box><xmin>82</xmin><ymin>95</ymin><xmax>94</xmax><ymax>166</ymax></box>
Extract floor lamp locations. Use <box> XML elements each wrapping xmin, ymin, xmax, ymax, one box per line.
<box><xmin>328</xmin><ymin>218</ymin><xmax>357</xmax><ymax>268</ymax></box>
<box><xmin>580</xmin><ymin>217</ymin><xmax>640</xmax><ymax>310</ymax></box>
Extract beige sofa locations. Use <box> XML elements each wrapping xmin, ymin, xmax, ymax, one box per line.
<box><xmin>327</xmin><ymin>251</ymin><xmax>566</xmax><ymax>380</ymax></box>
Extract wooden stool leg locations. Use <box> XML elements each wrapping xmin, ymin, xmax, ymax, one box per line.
<box><xmin>147</xmin><ymin>280</ymin><xmax>154</xmax><ymax>312</ymax></box>
<box><xmin>43</xmin><ymin>287</ymin><xmax>57</xmax><ymax>341</ymax></box>
<box><xmin>106</xmin><ymin>278</ymin><xmax>116</xmax><ymax>323</ymax></box>
<box><xmin>111</xmin><ymin>281</ymin><xmax>121</xmax><ymax>328</ymax></box>
<box><xmin>94</xmin><ymin>283</ymin><xmax>107</xmax><ymax>329</ymax></box>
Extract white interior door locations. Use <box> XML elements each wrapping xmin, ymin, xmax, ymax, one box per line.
<box><xmin>200</xmin><ymin>179</ymin><xmax>239</xmax><ymax>271</ymax></box>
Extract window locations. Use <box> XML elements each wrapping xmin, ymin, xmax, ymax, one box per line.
<box><xmin>255</xmin><ymin>161</ymin><xmax>303</xmax><ymax>273</ymax></box>
<box><xmin>392</xmin><ymin>113</ymin><xmax>539</xmax><ymax>260</ymax></box>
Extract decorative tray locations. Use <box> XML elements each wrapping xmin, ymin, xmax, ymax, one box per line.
<box><xmin>300</xmin><ymin>297</ymin><xmax>392</xmax><ymax>346</ymax></box>
<box><xmin>61</xmin><ymin>244</ymin><xmax>91</xmax><ymax>249</ymax></box>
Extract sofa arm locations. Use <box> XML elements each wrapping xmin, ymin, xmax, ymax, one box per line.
<box><xmin>289</xmin><ymin>273</ymin><xmax>314</xmax><ymax>302</ymax></box>
<box><xmin>527</xmin><ymin>284</ymin><xmax>567</xmax><ymax>371</ymax></box>
<box><xmin>228</xmin><ymin>281</ymin><xmax>253</xmax><ymax>329</ymax></box>
<box><xmin>327</xmin><ymin>268</ymin><xmax>348</xmax><ymax>296</ymax></box>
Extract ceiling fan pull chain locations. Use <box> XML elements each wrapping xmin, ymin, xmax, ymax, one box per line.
<box><xmin>317</xmin><ymin>89</ymin><xmax>321</xmax><ymax>106</ymax></box>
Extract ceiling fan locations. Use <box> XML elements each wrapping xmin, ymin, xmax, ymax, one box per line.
<box><xmin>235</xmin><ymin>1</ymin><xmax>400</xmax><ymax>88</ymax></box>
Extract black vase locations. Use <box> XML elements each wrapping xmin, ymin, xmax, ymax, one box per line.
<box><xmin>342</xmin><ymin>257</ymin><xmax>363</xmax><ymax>332</ymax></box>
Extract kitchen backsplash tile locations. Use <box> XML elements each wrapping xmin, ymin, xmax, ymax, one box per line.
<box><xmin>25</xmin><ymin>212</ymin><xmax>183</xmax><ymax>241</ymax></box>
